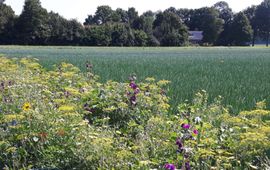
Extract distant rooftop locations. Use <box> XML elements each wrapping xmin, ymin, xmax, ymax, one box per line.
<box><xmin>188</xmin><ymin>31</ymin><xmax>203</xmax><ymax>41</ymax></box>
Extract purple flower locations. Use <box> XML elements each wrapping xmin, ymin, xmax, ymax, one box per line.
<box><xmin>193</xmin><ymin>129</ymin><xmax>199</xmax><ymax>135</ymax></box>
<box><xmin>164</xmin><ymin>163</ymin><xmax>176</xmax><ymax>170</ymax></box>
<box><xmin>64</xmin><ymin>91</ymin><xmax>71</xmax><ymax>97</ymax></box>
<box><xmin>134</xmin><ymin>88</ymin><xmax>140</xmax><ymax>94</ymax></box>
<box><xmin>86</xmin><ymin>61</ymin><xmax>93</xmax><ymax>70</ymax></box>
<box><xmin>129</xmin><ymin>82</ymin><xmax>137</xmax><ymax>89</ymax></box>
<box><xmin>130</xmin><ymin>95</ymin><xmax>136</xmax><ymax>105</ymax></box>
<box><xmin>176</xmin><ymin>138</ymin><xmax>183</xmax><ymax>148</ymax></box>
<box><xmin>0</xmin><ymin>82</ymin><xmax>4</xmax><ymax>91</ymax></box>
<box><xmin>11</xmin><ymin>120</ymin><xmax>17</xmax><ymax>126</ymax></box>
<box><xmin>185</xmin><ymin>162</ymin><xmax>191</xmax><ymax>170</ymax></box>
<box><xmin>84</xmin><ymin>103</ymin><xmax>96</xmax><ymax>113</ymax></box>
<box><xmin>176</xmin><ymin>138</ymin><xmax>184</xmax><ymax>153</ymax></box>
<box><xmin>181</xmin><ymin>123</ymin><xmax>190</xmax><ymax>129</ymax></box>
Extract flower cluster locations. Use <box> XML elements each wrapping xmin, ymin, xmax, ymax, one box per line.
<box><xmin>164</xmin><ymin>163</ymin><xmax>175</xmax><ymax>170</ymax></box>
<box><xmin>128</xmin><ymin>75</ymin><xmax>140</xmax><ymax>106</ymax></box>
<box><xmin>165</xmin><ymin>109</ymin><xmax>202</xmax><ymax>170</ymax></box>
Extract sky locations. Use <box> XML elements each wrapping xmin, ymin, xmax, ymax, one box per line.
<box><xmin>5</xmin><ymin>0</ymin><xmax>263</xmax><ymax>23</ymax></box>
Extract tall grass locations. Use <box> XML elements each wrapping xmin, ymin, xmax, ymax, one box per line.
<box><xmin>0</xmin><ymin>46</ymin><xmax>269</xmax><ymax>113</ymax></box>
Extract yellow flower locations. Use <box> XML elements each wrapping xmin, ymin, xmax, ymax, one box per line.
<box><xmin>58</xmin><ymin>105</ymin><xmax>74</xmax><ymax>112</ymax></box>
<box><xmin>23</xmin><ymin>102</ymin><xmax>31</xmax><ymax>111</ymax></box>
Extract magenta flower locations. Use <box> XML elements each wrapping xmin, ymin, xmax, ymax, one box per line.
<box><xmin>193</xmin><ymin>129</ymin><xmax>199</xmax><ymax>135</ymax></box>
<box><xmin>129</xmin><ymin>82</ymin><xmax>137</xmax><ymax>89</ymax></box>
<box><xmin>164</xmin><ymin>163</ymin><xmax>176</xmax><ymax>170</ymax></box>
<box><xmin>181</xmin><ymin>123</ymin><xmax>190</xmax><ymax>129</ymax></box>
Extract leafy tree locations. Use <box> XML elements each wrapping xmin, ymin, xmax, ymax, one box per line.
<box><xmin>94</xmin><ymin>5</ymin><xmax>114</xmax><ymax>25</ymax></box>
<box><xmin>147</xmin><ymin>34</ymin><xmax>160</xmax><ymax>46</ymax></box>
<box><xmin>213</xmin><ymin>1</ymin><xmax>233</xmax><ymax>24</ymax></box>
<box><xmin>127</xmin><ymin>7</ymin><xmax>138</xmax><ymax>24</ymax></box>
<box><xmin>132</xmin><ymin>16</ymin><xmax>144</xmax><ymax>30</ymax></box>
<box><xmin>134</xmin><ymin>30</ymin><xmax>148</xmax><ymax>46</ymax></box>
<box><xmin>0</xmin><ymin>2</ymin><xmax>15</xmax><ymax>44</ymax></box>
<box><xmin>15</xmin><ymin>0</ymin><xmax>50</xmax><ymax>45</ymax></box>
<box><xmin>46</xmin><ymin>12</ymin><xmax>83</xmax><ymax>45</ymax></box>
<box><xmin>111</xmin><ymin>23</ymin><xmax>129</xmax><ymax>46</ymax></box>
<box><xmin>47</xmin><ymin>12</ymin><xmax>66</xmax><ymax>45</ymax></box>
<box><xmin>189</xmin><ymin>7</ymin><xmax>224</xmax><ymax>45</ymax></box>
<box><xmin>229</xmin><ymin>12</ymin><xmax>253</xmax><ymax>46</ymax></box>
<box><xmin>142</xmin><ymin>10</ymin><xmax>155</xmax><ymax>18</ymax></box>
<box><xmin>84</xmin><ymin>15</ymin><xmax>95</xmax><ymax>25</ymax></box>
<box><xmin>141</xmin><ymin>15</ymin><xmax>155</xmax><ymax>46</ymax></box>
<box><xmin>213</xmin><ymin>1</ymin><xmax>234</xmax><ymax>45</ymax></box>
<box><xmin>84</xmin><ymin>25</ymin><xmax>112</xmax><ymax>46</ymax></box>
<box><xmin>216</xmin><ymin>20</ymin><xmax>232</xmax><ymax>45</ymax></box>
<box><xmin>176</xmin><ymin>9</ymin><xmax>193</xmax><ymax>26</ymax></box>
<box><xmin>64</xmin><ymin>19</ymin><xmax>85</xmax><ymax>45</ymax></box>
<box><xmin>243</xmin><ymin>6</ymin><xmax>257</xmax><ymax>46</ymax></box>
<box><xmin>153</xmin><ymin>11</ymin><xmax>188</xmax><ymax>46</ymax></box>
<box><xmin>164</xmin><ymin>7</ymin><xmax>177</xmax><ymax>14</ymax></box>
<box><xmin>255</xmin><ymin>0</ymin><xmax>270</xmax><ymax>46</ymax></box>
<box><xmin>111</xmin><ymin>11</ymin><xmax>121</xmax><ymax>22</ymax></box>
<box><xmin>115</xmin><ymin>8</ymin><xmax>128</xmax><ymax>23</ymax></box>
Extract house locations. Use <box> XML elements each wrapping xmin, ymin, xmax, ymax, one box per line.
<box><xmin>188</xmin><ymin>31</ymin><xmax>203</xmax><ymax>44</ymax></box>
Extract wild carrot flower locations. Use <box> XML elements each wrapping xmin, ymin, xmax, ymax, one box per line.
<box><xmin>195</xmin><ymin>117</ymin><xmax>201</xmax><ymax>124</ymax></box>
<box><xmin>164</xmin><ymin>163</ymin><xmax>176</xmax><ymax>170</ymax></box>
<box><xmin>23</xmin><ymin>102</ymin><xmax>31</xmax><ymax>111</ymax></box>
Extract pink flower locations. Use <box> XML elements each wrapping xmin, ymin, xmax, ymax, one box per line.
<box><xmin>193</xmin><ymin>129</ymin><xmax>199</xmax><ymax>135</ymax></box>
<box><xmin>181</xmin><ymin>123</ymin><xmax>190</xmax><ymax>129</ymax></box>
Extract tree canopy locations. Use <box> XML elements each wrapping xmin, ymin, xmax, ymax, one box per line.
<box><xmin>0</xmin><ymin>0</ymin><xmax>269</xmax><ymax>46</ymax></box>
<box><xmin>255</xmin><ymin>0</ymin><xmax>270</xmax><ymax>46</ymax></box>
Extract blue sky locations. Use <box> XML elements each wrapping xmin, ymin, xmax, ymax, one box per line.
<box><xmin>5</xmin><ymin>0</ymin><xmax>263</xmax><ymax>23</ymax></box>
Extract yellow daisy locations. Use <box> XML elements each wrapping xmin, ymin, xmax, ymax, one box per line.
<box><xmin>23</xmin><ymin>102</ymin><xmax>31</xmax><ymax>111</ymax></box>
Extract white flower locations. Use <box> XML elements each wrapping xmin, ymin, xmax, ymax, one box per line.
<box><xmin>184</xmin><ymin>147</ymin><xmax>193</xmax><ymax>153</ymax></box>
<box><xmin>195</xmin><ymin>117</ymin><xmax>202</xmax><ymax>123</ymax></box>
<box><xmin>33</xmin><ymin>137</ymin><xmax>39</xmax><ymax>142</ymax></box>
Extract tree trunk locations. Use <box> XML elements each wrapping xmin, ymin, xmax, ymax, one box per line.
<box><xmin>252</xmin><ymin>29</ymin><xmax>256</xmax><ymax>47</ymax></box>
<box><xmin>267</xmin><ymin>31</ymin><xmax>269</xmax><ymax>47</ymax></box>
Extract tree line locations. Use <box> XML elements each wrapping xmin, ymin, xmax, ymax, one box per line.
<box><xmin>0</xmin><ymin>0</ymin><xmax>270</xmax><ymax>46</ymax></box>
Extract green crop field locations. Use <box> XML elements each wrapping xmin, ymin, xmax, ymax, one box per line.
<box><xmin>0</xmin><ymin>46</ymin><xmax>269</xmax><ymax>112</ymax></box>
